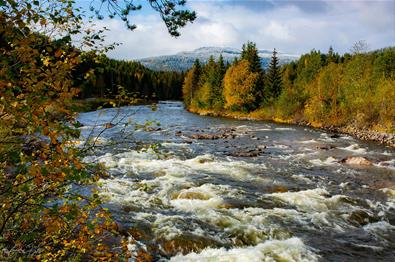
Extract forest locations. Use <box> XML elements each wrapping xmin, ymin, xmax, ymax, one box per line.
<box><xmin>76</xmin><ymin>54</ymin><xmax>184</xmax><ymax>101</ymax></box>
<box><xmin>183</xmin><ymin>42</ymin><xmax>395</xmax><ymax>133</ymax></box>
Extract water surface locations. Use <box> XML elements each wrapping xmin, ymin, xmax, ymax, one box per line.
<box><xmin>78</xmin><ymin>101</ymin><xmax>395</xmax><ymax>261</ymax></box>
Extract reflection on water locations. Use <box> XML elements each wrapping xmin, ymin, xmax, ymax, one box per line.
<box><xmin>78</xmin><ymin>101</ymin><xmax>395</xmax><ymax>261</ymax></box>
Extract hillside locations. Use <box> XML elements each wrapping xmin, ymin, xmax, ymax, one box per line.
<box><xmin>138</xmin><ymin>47</ymin><xmax>298</xmax><ymax>71</ymax></box>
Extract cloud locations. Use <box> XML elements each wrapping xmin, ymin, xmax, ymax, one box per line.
<box><xmin>95</xmin><ymin>0</ymin><xmax>395</xmax><ymax>60</ymax></box>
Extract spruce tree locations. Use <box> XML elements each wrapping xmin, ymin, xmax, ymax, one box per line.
<box><xmin>265</xmin><ymin>48</ymin><xmax>283</xmax><ymax>101</ymax></box>
<box><xmin>191</xmin><ymin>58</ymin><xmax>202</xmax><ymax>101</ymax></box>
<box><xmin>211</xmin><ymin>54</ymin><xmax>226</xmax><ymax>108</ymax></box>
<box><xmin>240</xmin><ymin>41</ymin><xmax>264</xmax><ymax>107</ymax></box>
<box><xmin>241</xmin><ymin>41</ymin><xmax>262</xmax><ymax>73</ymax></box>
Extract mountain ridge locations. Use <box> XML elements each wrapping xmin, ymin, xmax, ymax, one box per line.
<box><xmin>137</xmin><ymin>46</ymin><xmax>299</xmax><ymax>72</ymax></box>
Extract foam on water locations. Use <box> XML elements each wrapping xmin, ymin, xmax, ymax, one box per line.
<box><xmin>169</xmin><ymin>237</ymin><xmax>319</xmax><ymax>262</ymax></box>
<box><xmin>374</xmin><ymin>159</ymin><xmax>395</xmax><ymax>170</ymax></box>
<box><xmin>170</xmin><ymin>184</ymin><xmax>230</xmax><ymax>211</ymax></box>
<box><xmin>339</xmin><ymin>143</ymin><xmax>367</xmax><ymax>154</ymax></box>
<box><xmin>88</xmin><ymin>151</ymin><xmax>268</xmax><ymax>183</ymax></box>
<box><xmin>309</xmin><ymin>157</ymin><xmax>338</xmax><ymax>166</ymax></box>
<box><xmin>299</xmin><ymin>139</ymin><xmax>317</xmax><ymax>144</ymax></box>
<box><xmin>275</xmin><ymin>127</ymin><xmax>295</xmax><ymax>131</ymax></box>
<box><xmin>270</xmin><ymin>188</ymin><xmax>343</xmax><ymax>212</ymax></box>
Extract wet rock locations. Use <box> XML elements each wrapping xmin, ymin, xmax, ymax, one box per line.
<box><xmin>158</xmin><ymin>233</ymin><xmax>222</xmax><ymax>257</ymax></box>
<box><xmin>341</xmin><ymin>156</ymin><xmax>372</xmax><ymax>166</ymax></box>
<box><xmin>267</xmin><ymin>185</ymin><xmax>289</xmax><ymax>193</ymax></box>
<box><xmin>347</xmin><ymin>210</ymin><xmax>378</xmax><ymax>226</ymax></box>
<box><xmin>330</xmin><ymin>133</ymin><xmax>341</xmax><ymax>138</ymax></box>
<box><xmin>104</xmin><ymin>122</ymin><xmax>115</xmax><ymax>129</ymax></box>
<box><xmin>225</xmin><ymin>147</ymin><xmax>265</xmax><ymax>157</ymax></box>
<box><xmin>226</xmin><ymin>150</ymin><xmax>262</xmax><ymax>157</ymax></box>
<box><xmin>127</xmin><ymin>223</ymin><xmax>155</xmax><ymax>241</ymax></box>
<box><xmin>190</xmin><ymin>133</ymin><xmax>222</xmax><ymax>140</ymax></box>
<box><xmin>171</xmin><ymin>191</ymin><xmax>211</xmax><ymax>200</ymax></box>
<box><xmin>175</xmin><ymin>131</ymin><xmax>182</xmax><ymax>136</ymax></box>
<box><xmin>122</xmin><ymin>205</ymin><xmax>141</xmax><ymax>213</ymax></box>
<box><xmin>219</xmin><ymin>199</ymin><xmax>260</xmax><ymax>209</ymax></box>
<box><xmin>316</xmin><ymin>145</ymin><xmax>336</xmax><ymax>150</ymax></box>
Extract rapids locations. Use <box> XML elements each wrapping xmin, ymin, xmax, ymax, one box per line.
<box><xmin>78</xmin><ymin>101</ymin><xmax>395</xmax><ymax>261</ymax></box>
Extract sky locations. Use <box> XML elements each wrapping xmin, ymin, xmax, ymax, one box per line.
<box><xmin>78</xmin><ymin>0</ymin><xmax>395</xmax><ymax>59</ymax></box>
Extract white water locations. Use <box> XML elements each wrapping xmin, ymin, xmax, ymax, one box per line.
<box><xmin>77</xmin><ymin>102</ymin><xmax>395</xmax><ymax>261</ymax></box>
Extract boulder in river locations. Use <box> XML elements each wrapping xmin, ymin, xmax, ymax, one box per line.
<box><xmin>226</xmin><ymin>148</ymin><xmax>264</xmax><ymax>157</ymax></box>
<box><xmin>316</xmin><ymin>145</ymin><xmax>335</xmax><ymax>150</ymax></box>
<box><xmin>340</xmin><ymin>156</ymin><xmax>372</xmax><ymax>166</ymax></box>
<box><xmin>347</xmin><ymin>210</ymin><xmax>378</xmax><ymax>226</ymax></box>
<box><xmin>158</xmin><ymin>233</ymin><xmax>222</xmax><ymax>256</ymax></box>
<box><xmin>190</xmin><ymin>133</ymin><xmax>222</xmax><ymax>140</ymax></box>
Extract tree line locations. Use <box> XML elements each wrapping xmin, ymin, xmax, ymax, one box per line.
<box><xmin>75</xmin><ymin>54</ymin><xmax>185</xmax><ymax>101</ymax></box>
<box><xmin>183</xmin><ymin>42</ymin><xmax>395</xmax><ymax>132</ymax></box>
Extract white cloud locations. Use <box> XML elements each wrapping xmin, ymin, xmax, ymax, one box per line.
<box><xmin>94</xmin><ymin>0</ymin><xmax>395</xmax><ymax>60</ymax></box>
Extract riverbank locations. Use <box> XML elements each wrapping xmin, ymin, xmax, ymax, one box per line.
<box><xmin>187</xmin><ymin>106</ymin><xmax>395</xmax><ymax>148</ymax></box>
<box><xmin>72</xmin><ymin>98</ymin><xmax>157</xmax><ymax>112</ymax></box>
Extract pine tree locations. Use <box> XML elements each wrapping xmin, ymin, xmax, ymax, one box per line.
<box><xmin>196</xmin><ymin>56</ymin><xmax>216</xmax><ymax>107</ymax></box>
<box><xmin>327</xmin><ymin>46</ymin><xmax>336</xmax><ymax>64</ymax></box>
<box><xmin>211</xmin><ymin>54</ymin><xmax>226</xmax><ymax>108</ymax></box>
<box><xmin>182</xmin><ymin>59</ymin><xmax>201</xmax><ymax>106</ymax></box>
<box><xmin>265</xmin><ymin>48</ymin><xmax>283</xmax><ymax>101</ymax></box>
<box><xmin>192</xmin><ymin>58</ymin><xmax>202</xmax><ymax>98</ymax></box>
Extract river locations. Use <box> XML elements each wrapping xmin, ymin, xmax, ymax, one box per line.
<box><xmin>77</xmin><ymin>101</ymin><xmax>395</xmax><ymax>261</ymax></box>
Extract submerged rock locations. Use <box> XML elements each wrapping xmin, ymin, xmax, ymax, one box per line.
<box><xmin>158</xmin><ymin>233</ymin><xmax>223</xmax><ymax>257</ymax></box>
<box><xmin>267</xmin><ymin>185</ymin><xmax>289</xmax><ymax>193</ymax></box>
<box><xmin>171</xmin><ymin>191</ymin><xmax>211</xmax><ymax>200</ymax></box>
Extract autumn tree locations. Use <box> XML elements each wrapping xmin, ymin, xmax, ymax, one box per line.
<box><xmin>0</xmin><ymin>0</ymin><xmax>195</xmax><ymax>260</ymax></box>
<box><xmin>223</xmin><ymin>60</ymin><xmax>259</xmax><ymax>111</ymax></box>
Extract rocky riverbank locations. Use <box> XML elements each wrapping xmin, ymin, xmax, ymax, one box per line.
<box><xmin>187</xmin><ymin>107</ymin><xmax>395</xmax><ymax>148</ymax></box>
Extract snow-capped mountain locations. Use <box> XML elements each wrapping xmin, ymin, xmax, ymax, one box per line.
<box><xmin>137</xmin><ymin>47</ymin><xmax>299</xmax><ymax>72</ymax></box>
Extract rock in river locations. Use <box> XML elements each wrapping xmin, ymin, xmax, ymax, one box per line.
<box><xmin>341</xmin><ymin>156</ymin><xmax>372</xmax><ymax>166</ymax></box>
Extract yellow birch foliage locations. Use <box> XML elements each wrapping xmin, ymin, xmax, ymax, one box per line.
<box><xmin>223</xmin><ymin>60</ymin><xmax>259</xmax><ymax>110</ymax></box>
<box><xmin>0</xmin><ymin>2</ymin><xmax>129</xmax><ymax>261</ymax></box>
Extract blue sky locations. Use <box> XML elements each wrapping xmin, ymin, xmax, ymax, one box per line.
<box><xmin>77</xmin><ymin>0</ymin><xmax>395</xmax><ymax>59</ymax></box>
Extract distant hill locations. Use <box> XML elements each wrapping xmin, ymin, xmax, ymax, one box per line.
<box><xmin>137</xmin><ymin>47</ymin><xmax>299</xmax><ymax>72</ymax></box>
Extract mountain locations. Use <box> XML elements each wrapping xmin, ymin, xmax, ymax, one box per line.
<box><xmin>137</xmin><ymin>47</ymin><xmax>299</xmax><ymax>72</ymax></box>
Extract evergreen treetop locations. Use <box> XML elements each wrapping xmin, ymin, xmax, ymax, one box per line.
<box><xmin>241</xmin><ymin>41</ymin><xmax>262</xmax><ymax>73</ymax></box>
<box><xmin>265</xmin><ymin>48</ymin><xmax>283</xmax><ymax>100</ymax></box>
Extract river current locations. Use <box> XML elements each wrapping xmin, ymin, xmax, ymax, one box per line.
<box><xmin>77</xmin><ymin>101</ymin><xmax>395</xmax><ymax>261</ymax></box>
